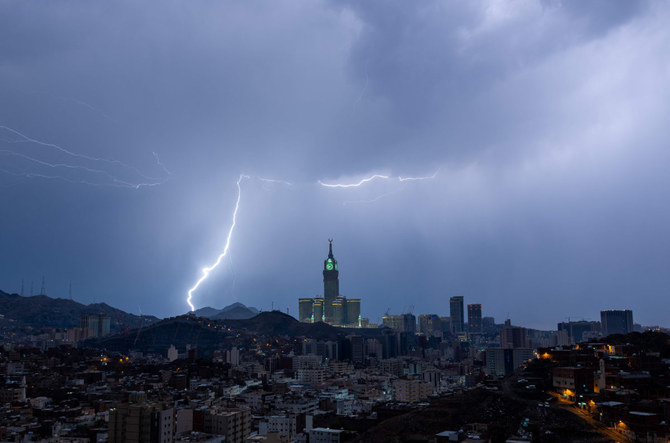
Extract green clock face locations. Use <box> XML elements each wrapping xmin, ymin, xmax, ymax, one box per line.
<box><xmin>326</xmin><ymin>263</ymin><xmax>334</xmax><ymax>270</ymax></box>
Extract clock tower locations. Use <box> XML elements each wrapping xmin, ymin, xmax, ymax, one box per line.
<box><xmin>323</xmin><ymin>239</ymin><xmax>339</xmax><ymax>323</ymax></box>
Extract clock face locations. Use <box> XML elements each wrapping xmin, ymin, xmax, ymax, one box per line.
<box><xmin>326</xmin><ymin>263</ymin><xmax>334</xmax><ymax>270</ymax></box>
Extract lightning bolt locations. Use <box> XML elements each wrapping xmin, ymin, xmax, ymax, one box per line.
<box><xmin>0</xmin><ymin>125</ymin><xmax>169</xmax><ymax>188</ymax></box>
<box><xmin>185</xmin><ymin>171</ymin><xmax>435</xmax><ymax>311</ymax></box>
<box><xmin>318</xmin><ymin>170</ymin><xmax>439</xmax><ymax>188</ymax></box>
<box><xmin>257</xmin><ymin>177</ymin><xmax>293</xmax><ymax>186</ymax></box>
<box><xmin>399</xmin><ymin>170</ymin><xmax>439</xmax><ymax>181</ymax></box>
<box><xmin>318</xmin><ymin>174</ymin><xmax>391</xmax><ymax>188</ymax></box>
<box><xmin>186</xmin><ymin>174</ymin><xmax>249</xmax><ymax>311</ymax></box>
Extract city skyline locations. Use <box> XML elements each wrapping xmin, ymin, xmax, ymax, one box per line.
<box><xmin>2</xmin><ymin>2</ymin><xmax>670</xmax><ymax>329</ymax></box>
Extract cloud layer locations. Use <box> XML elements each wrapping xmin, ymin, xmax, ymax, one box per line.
<box><xmin>1</xmin><ymin>0</ymin><xmax>668</xmax><ymax>329</ymax></box>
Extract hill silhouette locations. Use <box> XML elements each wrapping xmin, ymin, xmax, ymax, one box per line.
<box><xmin>192</xmin><ymin>302</ymin><xmax>259</xmax><ymax>320</ymax></box>
<box><xmin>0</xmin><ymin>290</ymin><xmax>158</xmax><ymax>331</ymax></box>
<box><xmin>85</xmin><ymin>310</ymin><xmax>380</xmax><ymax>356</ymax></box>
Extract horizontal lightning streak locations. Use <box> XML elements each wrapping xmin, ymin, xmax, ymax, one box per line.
<box><xmin>318</xmin><ymin>170</ymin><xmax>438</xmax><ymax>188</ymax></box>
<box><xmin>257</xmin><ymin>177</ymin><xmax>293</xmax><ymax>186</ymax></box>
<box><xmin>399</xmin><ymin>170</ymin><xmax>439</xmax><ymax>181</ymax></box>
<box><xmin>318</xmin><ymin>174</ymin><xmax>390</xmax><ymax>188</ymax></box>
<box><xmin>0</xmin><ymin>125</ymin><xmax>170</xmax><ymax>188</ymax></box>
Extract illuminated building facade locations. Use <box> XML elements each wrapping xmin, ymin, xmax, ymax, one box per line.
<box><xmin>298</xmin><ymin>298</ymin><xmax>314</xmax><ymax>323</ymax></box>
<box><xmin>297</xmin><ymin>240</ymin><xmax>361</xmax><ymax>327</ymax></box>
<box><xmin>467</xmin><ymin>304</ymin><xmax>482</xmax><ymax>333</ymax></box>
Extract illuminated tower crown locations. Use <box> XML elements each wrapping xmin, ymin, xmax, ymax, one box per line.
<box><xmin>323</xmin><ymin>239</ymin><xmax>340</xmax><ymax>323</ymax></box>
<box><xmin>324</xmin><ymin>238</ymin><xmax>338</xmax><ymax>271</ymax></box>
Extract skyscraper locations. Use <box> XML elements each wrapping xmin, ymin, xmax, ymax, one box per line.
<box><xmin>297</xmin><ymin>240</ymin><xmax>361</xmax><ymax>327</ymax></box>
<box><xmin>500</xmin><ymin>325</ymin><xmax>529</xmax><ymax>348</ymax></box>
<box><xmin>346</xmin><ymin>299</ymin><xmax>361</xmax><ymax>327</ymax></box>
<box><xmin>418</xmin><ymin>314</ymin><xmax>441</xmax><ymax>336</ymax></box>
<box><xmin>467</xmin><ymin>304</ymin><xmax>482</xmax><ymax>333</ymax></box>
<box><xmin>601</xmin><ymin>310</ymin><xmax>633</xmax><ymax>336</ymax></box>
<box><xmin>299</xmin><ymin>298</ymin><xmax>314</xmax><ymax>323</ymax></box>
<box><xmin>323</xmin><ymin>239</ymin><xmax>339</xmax><ymax>324</ymax></box>
<box><xmin>80</xmin><ymin>314</ymin><xmax>111</xmax><ymax>338</ymax></box>
<box><xmin>313</xmin><ymin>297</ymin><xmax>324</xmax><ymax>322</ymax></box>
<box><xmin>333</xmin><ymin>296</ymin><xmax>345</xmax><ymax>325</ymax></box>
<box><xmin>450</xmin><ymin>296</ymin><xmax>464</xmax><ymax>333</ymax></box>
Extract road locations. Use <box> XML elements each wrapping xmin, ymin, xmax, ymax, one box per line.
<box><xmin>555</xmin><ymin>397</ymin><xmax>632</xmax><ymax>443</ymax></box>
<box><xmin>503</xmin><ymin>373</ymin><xmax>632</xmax><ymax>443</ymax></box>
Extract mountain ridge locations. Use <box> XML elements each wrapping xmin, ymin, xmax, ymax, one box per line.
<box><xmin>0</xmin><ymin>290</ymin><xmax>159</xmax><ymax>331</ymax></box>
<box><xmin>192</xmin><ymin>302</ymin><xmax>259</xmax><ymax>320</ymax></box>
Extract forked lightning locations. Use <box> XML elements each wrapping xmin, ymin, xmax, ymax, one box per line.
<box><xmin>186</xmin><ymin>171</ymin><xmax>438</xmax><ymax>311</ymax></box>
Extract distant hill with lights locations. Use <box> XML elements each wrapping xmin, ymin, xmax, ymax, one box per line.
<box><xmin>0</xmin><ymin>289</ymin><xmax>158</xmax><ymax>331</ymax></box>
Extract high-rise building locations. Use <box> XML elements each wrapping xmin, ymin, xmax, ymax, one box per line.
<box><xmin>601</xmin><ymin>310</ymin><xmax>633</xmax><ymax>336</ymax></box>
<box><xmin>323</xmin><ymin>239</ymin><xmax>339</xmax><ymax>323</ymax></box>
<box><xmin>348</xmin><ymin>335</ymin><xmax>365</xmax><ymax>363</ymax></box>
<box><xmin>80</xmin><ymin>314</ymin><xmax>111</xmax><ymax>338</ymax></box>
<box><xmin>439</xmin><ymin>317</ymin><xmax>452</xmax><ymax>336</ymax></box>
<box><xmin>297</xmin><ymin>240</ymin><xmax>362</xmax><ymax>327</ymax></box>
<box><xmin>418</xmin><ymin>314</ymin><xmax>441</xmax><ymax>336</ymax></box>
<box><xmin>313</xmin><ymin>298</ymin><xmax>324</xmax><ymax>323</ymax></box>
<box><xmin>332</xmin><ymin>297</ymin><xmax>345</xmax><ymax>326</ymax></box>
<box><xmin>298</xmin><ymin>298</ymin><xmax>314</xmax><ymax>323</ymax></box>
<box><xmin>485</xmin><ymin>348</ymin><xmax>532</xmax><ymax>376</ymax></box>
<box><xmin>346</xmin><ymin>299</ymin><xmax>361</xmax><ymax>327</ymax></box>
<box><xmin>500</xmin><ymin>326</ymin><xmax>529</xmax><ymax>348</ymax></box>
<box><xmin>203</xmin><ymin>408</ymin><xmax>251</xmax><ymax>443</ymax></box>
<box><xmin>449</xmin><ymin>296</ymin><xmax>464</xmax><ymax>333</ymax></box>
<box><xmin>557</xmin><ymin>320</ymin><xmax>601</xmax><ymax>344</ymax></box>
<box><xmin>382</xmin><ymin>314</ymin><xmax>416</xmax><ymax>334</ymax></box>
<box><xmin>109</xmin><ymin>403</ymin><xmax>174</xmax><ymax>443</ymax></box>
<box><xmin>467</xmin><ymin>304</ymin><xmax>482</xmax><ymax>333</ymax></box>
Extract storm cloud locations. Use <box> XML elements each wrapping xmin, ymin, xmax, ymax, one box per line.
<box><xmin>1</xmin><ymin>0</ymin><xmax>668</xmax><ymax>329</ymax></box>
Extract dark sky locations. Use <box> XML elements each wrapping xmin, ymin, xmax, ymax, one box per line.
<box><xmin>1</xmin><ymin>1</ymin><xmax>667</xmax><ymax>329</ymax></box>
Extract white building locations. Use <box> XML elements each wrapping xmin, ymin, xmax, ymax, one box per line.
<box><xmin>309</xmin><ymin>428</ymin><xmax>342</xmax><ymax>443</ymax></box>
<box><xmin>258</xmin><ymin>414</ymin><xmax>298</xmax><ymax>440</ymax></box>
<box><xmin>167</xmin><ymin>345</ymin><xmax>179</xmax><ymax>362</ymax></box>
<box><xmin>226</xmin><ymin>347</ymin><xmax>240</xmax><ymax>366</ymax></box>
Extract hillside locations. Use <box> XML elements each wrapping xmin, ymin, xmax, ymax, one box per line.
<box><xmin>0</xmin><ymin>290</ymin><xmax>159</xmax><ymax>331</ymax></box>
<box><xmin>85</xmin><ymin>310</ymin><xmax>380</xmax><ymax>356</ymax></box>
<box><xmin>193</xmin><ymin>302</ymin><xmax>259</xmax><ymax>320</ymax></box>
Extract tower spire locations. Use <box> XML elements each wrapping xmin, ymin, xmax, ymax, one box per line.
<box><xmin>328</xmin><ymin>238</ymin><xmax>333</xmax><ymax>258</ymax></box>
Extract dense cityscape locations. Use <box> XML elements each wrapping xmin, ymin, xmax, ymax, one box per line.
<box><xmin>0</xmin><ymin>242</ymin><xmax>667</xmax><ymax>442</ymax></box>
<box><xmin>2</xmin><ymin>2</ymin><xmax>670</xmax><ymax>442</ymax></box>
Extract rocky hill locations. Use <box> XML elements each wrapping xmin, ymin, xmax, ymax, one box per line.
<box><xmin>192</xmin><ymin>302</ymin><xmax>259</xmax><ymax>320</ymax></box>
<box><xmin>0</xmin><ymin>290</ymin><xmax>159</xmax><ymax>331</ymax></box>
